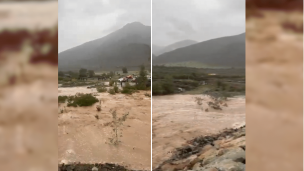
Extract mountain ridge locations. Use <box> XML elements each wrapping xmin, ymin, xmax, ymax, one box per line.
<box><xmin>59</xmin><ymin>22</ymin><xmax>151</xmax><ymax>71</ymax></box>
<box><xmin>153</xmin><ymin>33</ymin><xmax>245</xmax><ymax>68</ymax></box>
<box><xmin>153</xmin><ymin>39</ymin><xmax>198</xmax><ymax>56</ymax></box>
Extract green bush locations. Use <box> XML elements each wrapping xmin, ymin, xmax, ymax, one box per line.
<box><xmin>96</xmin><ymin>86</ymin><xmax>107</xmax><ymax>93</ymax></box>
<box><xmin>58</xmin><ymin>96</ymin><xmax>68</xmax><ymax>103</ymax></box>
<box><xmin>108</xmin><ymin>88</ymin><xmax>116</xmax><ymax>95</ymax></box>
<box><xmin>229</xmin><ymin>86</ymin><xmax>236</xmax><ymax>92</ymax></box>
<box><xmin>109</xmin><ymin>80</ymin><xmax>115</xmax><ymax>86</ymax></box>
<box><xmin>161</xmin><ymin>81</ymin><xmax>175</xmax><ymax>95</ymax></box>
<box><xmin>152</xmin><ymin>82</ymin><xmax>163</xmax><ymax>95</ymax></box>
<box><xmin>136</xmin><ymin>83</ymin><xmax>147</xmax><ymax>90</ymax></box>
<box><xmin>121</xmin><ymin>83</ymin><xmax>137</xmax><ymax>94</ymax></box>
<box><xmin>152</xmin><ymin>80</ymin><xmax>175</xmax><ymax>95</ymax></box>
<box><xmin>114</xmin><ymin>85</ymin><xmax>119</xmax><ymax>93</ymax></box>
<box><xmin>136</xmin><ymin>65</ymin><xmax>148</xmax><ymax>90</ymax></box>
<box><xmin>67</xmin><ymin>93</ymin><xmax>99</xmax><ymax>107</ymax></box>
<box><xmin>216</xmin><ymin>81</ymin><xmax>223</xmax><ymax>87</ymax></box>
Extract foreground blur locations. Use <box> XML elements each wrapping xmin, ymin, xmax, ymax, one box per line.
<box><xmin>246</xmin><ymin>0</ymin><xmax>303</xmax><ymax>171</ymax></box>
<box><xmin>0</xmin><ymin>1</ymin><xmax>58</xmax><ymax>171</ymax></box>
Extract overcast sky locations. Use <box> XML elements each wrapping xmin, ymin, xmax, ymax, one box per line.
<box><xmin>59</xmin><ymin>0</ymin><xmax>151</xmax><ymax>52</ymax></box>
<box><xmin>152</xmin><ymin>0</ymin><xmax>245</xmax><ymax>46</ymax></box>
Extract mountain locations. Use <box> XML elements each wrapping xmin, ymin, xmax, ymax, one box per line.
<box><xmin>59</xmin><ymin>22</ymin><xmax>151</xmax><ymax>71</ymax></box>
<box><xmin>152</xmin><ymin>44</ymin><xmax>164</xmax><ymax>54</ymax></box>
<box><xmin>154</xmin><ymin>40</ymin><xmax>197</xmax><ymax>56</ymax></box>
<box><xmin>153</xmin><ymin>33</ymin><xmax>245</xmax><ymax>68</ymax></box>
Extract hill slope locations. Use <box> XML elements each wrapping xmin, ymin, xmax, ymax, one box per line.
<box><xmin>152</xmin><ymin>44</ymin><xmax>164</xmax><ymax>54</ymax></box>
<box><xmin>59</xmin><ymin>22</ymin><xmax>151</xmax><ymax>71</ymax></box>
<box><xmin>153</xmin><ymin>33</ymin><xmax>245</xmax><ymax>68</ymax></box>
<box><xmin>154</xmin><ymin>40</ymin><xmax>197</xmax><ymax>56</ymax></box>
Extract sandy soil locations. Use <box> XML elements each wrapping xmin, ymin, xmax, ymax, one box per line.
<box><xmin>152</xmin><ymin>94</ymin><xmax>245</xmax><ymax>168</ymax></box>
<box><xmin>58</xmin><ymin>87</ymin><xmax>151</xmax><ymax>170</ymax></box>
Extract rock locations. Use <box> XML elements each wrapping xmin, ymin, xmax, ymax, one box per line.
<box><xmin>161</xmin><ymin>163</ymin><xmax>184</xmax><ymax>171</ymax></box>
<box><xmin>172</xmin><ymin>155</ymin><xmax>197</xmax><ymax>165</ymax></box>
<box><xmin>218</xmin><ymin>147</ymin><xmax>245</xmax><ymax>163</ymax></box>
<box><xmin>213</xmin><ymin>140</ymin><xmax>222</xmax><ymax>146</ymax></box>
<box><xmin>220</xmin><ymin>136</ymin><xmax>245</xmax><ymax>149</ymax></box>
<box><xmin>198</xmin><ymin>148</ymin><xmax>217</xmax><ymax>160</ymax></box>
<box><xmin>197</xmin><ymin>144</ymin><xmax>214</xmax><ymax>155</ymax></box>
<box><xmin>157</xmin><ymin>126</ymin><xmax>246</xmax><ymax>171</ymax></box>
<box><xmin>192</xmin><ymin>162</ymin><xmax>202</xmax><ymax>170</ymax></box>
<box><xmin>199</xmin><ymin>159</ymin><xmax>245</xmax><ymax>171</ymax></box>
<box><xmin>202</xmin><ymin>168</ymin><xmax>219</xmax><ymax>171</ymax></box>
<box><xmin>216</xmin><ymin>149</ymin><xmax>229</xmax><ymax>157</ymax></box>
<box><xmin>202</xmin><ymin>154</ymin><xmax>217</xmax><ymax>166</ymax></box>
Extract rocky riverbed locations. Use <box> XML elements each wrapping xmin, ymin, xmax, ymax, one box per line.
<box><xmin>58</xmin><ymin>163</ymin><xmax>142</xmax><ymax>171</ymax></box>
<box><xmin>154</xmin><ymin>126</ymin><xmax>246</xmax><ymax>171</ymax></box>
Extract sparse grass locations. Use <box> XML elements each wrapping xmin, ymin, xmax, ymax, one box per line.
<box><xmin>145</xmin><ymin>93</ymin><xmax>151</xmax><ymax>97</ymax></box>
<box><xmin>66</xmin><ymin>93</ymin><xmax>99</xmax><ymax>107</ymax></box>
<box><xmin>95</xmin><ymin>114</ymin><xmax>99</xmax><ymax>119</ymax></box>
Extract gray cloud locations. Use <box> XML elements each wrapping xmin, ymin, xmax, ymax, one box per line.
<box><xmin>59</xmin><ymin>0</ymin><xmax>151</xmax><ymax>52</ymax></box>
<box><xmin>152</xmin><ymin>0</ymin><xmax>245</xmax><ymax>46</ymax></box>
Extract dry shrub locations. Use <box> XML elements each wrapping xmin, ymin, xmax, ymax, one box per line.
<box><xmin>108</xmin><ymin>110</ymin><xmax>129</xmax><ymax>145</ymax></box>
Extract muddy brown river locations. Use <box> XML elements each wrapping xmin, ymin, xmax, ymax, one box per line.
<box><xmin>152</xmin><ymin>94</ymin><xmax>245</xmax><ymax>168</ymax></box>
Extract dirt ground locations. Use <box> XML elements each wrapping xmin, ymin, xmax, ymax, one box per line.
<box><xmin>58</xmin><ymin>88</ymin><xmax>151</xmax><ymax>170</ymax></box>
<box><xmin>152</xmin><ymin>94</ymin><xmax>245</xmax><ymax>168</ymax></box>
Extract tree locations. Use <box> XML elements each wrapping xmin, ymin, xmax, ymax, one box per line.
<box><xmin>109</xmin><ymin>71</ymin><xmax>115</xmax><ymax>77</ymax></box>
<box><xmin>122</xmin><ymin>67</ymin><xmax>128</xmax><ymax>73</ymax></box>
<box><xmin>136</xmin><ymin>65</ymin><xmax>148</xmax><ymax>90</ymax></box>
<box><xmin>79</xmin><ymin>68</ymin><xmax>87</xmax><ymax>77</ymax></box>
<box><xmin>88</xmin><ymin>70</ymin><xmax>95</xmax><ymax>77</ymax></box>
<box><xmin>161</xmin><ymin>76</ymin><xmax>175</xmax><ymax>94</ymax></box>
<box><xmin>67</xmin><ymin>71</ymin><xmax>78</xmax><ymax>78</ymax></box>
<box><xmin>58</xmin><ymin>71</ymin><xmax>64</xmax><ymax>77</ymax></box>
